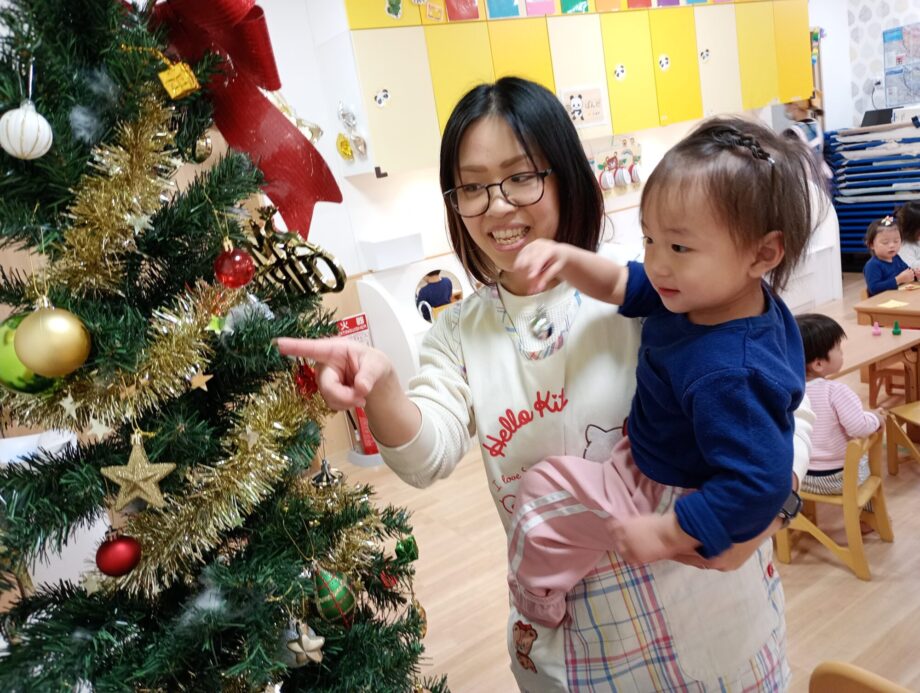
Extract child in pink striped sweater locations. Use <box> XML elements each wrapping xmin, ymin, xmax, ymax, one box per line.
<box><xmin>795</xmin><ymin>314</ymin><xmax>884</xmax><ymax>500</ymax></box>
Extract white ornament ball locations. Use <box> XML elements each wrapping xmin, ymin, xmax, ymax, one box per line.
<box><xmin>0</xmin><ymin>100</ymin><xmax>53</xmax><ymax>160</ymax></box>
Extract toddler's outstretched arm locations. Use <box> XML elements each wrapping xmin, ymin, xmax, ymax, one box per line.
<box><xmin>514</xmin><ymin>238</ymin><xmax>629</xmax><ymax>304</ymax></box>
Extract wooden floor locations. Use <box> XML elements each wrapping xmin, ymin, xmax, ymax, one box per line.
<box><xmin>341</xmin><ymin>274</ymin><xmax>920</xmax><ymax>692</ymax></box>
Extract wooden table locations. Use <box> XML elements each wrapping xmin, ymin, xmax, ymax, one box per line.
<box><xmin>853</xmin><ymin>285</ymin><xmax>920</xmax><ymax>328</ymax></box>
<box><xmin>830</xmin><ymin>319</ymin><xmax>920</xmax><ymax>404</ymax></box>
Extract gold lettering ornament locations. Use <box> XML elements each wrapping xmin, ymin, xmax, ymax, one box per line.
<box><xmin>158</xmin><ymin>61</ymin><xmax>200</xmax><ymax>100</ymax></box>
<box><xmin>247</xmin><ymin>207</ymin><xmax>346</xmax><ymax>295</ymax></box>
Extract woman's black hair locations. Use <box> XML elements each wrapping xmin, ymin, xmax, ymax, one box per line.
<box><xmin>795</xmin><ymin>313</ymin><xmax>846</xmax><ymax>364</ymax></box>
<box><xmin>640</xmin><ymin>116</ymin><xmax>823</xmax><ymax>293</ymax></box>
<box><xmin>439</xmin><ymin>77</ymin><xmax>604</xmax><ymax>286</ymax></box>
<box><xmin>896</xmin><ymin>201</ymin><xmax>920</xmax><ymax>244</ymax></box>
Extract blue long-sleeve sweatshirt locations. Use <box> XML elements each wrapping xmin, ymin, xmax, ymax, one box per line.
<box><xmin>863</xmin><ymin>254</ymin><xmax>910</xmax><ymax>296</ymax></box>
<box><xmin>619</xmin><ymin>262</ymin><xmax>804</xmax><ymax>557</ymax></box>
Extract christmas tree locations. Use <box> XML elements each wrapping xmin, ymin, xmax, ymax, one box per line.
<box><xmin>0</xmin><ymin>1</ymin><xmax>443</xmax><ymax>690</ymax></box>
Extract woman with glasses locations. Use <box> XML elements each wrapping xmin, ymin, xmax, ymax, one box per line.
<box><xmin>278</xmin><ymin>78</ymin><xmax>813</xmax><ymax>692</ymax></box>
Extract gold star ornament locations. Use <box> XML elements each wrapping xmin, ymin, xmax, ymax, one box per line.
<box><xmin>189</xmin><ymin>370</ymin><xmax>213</xmax><ymax>391</ymax></box>
<box><xmin>100</xmin><ymin>432</ymin><xmax>176</xmax><ymax>511</ymax></box>
<box><xmin>286</xmin><ymin>621</ymin><xmax>325</xmax><ymax>665</ymax></box>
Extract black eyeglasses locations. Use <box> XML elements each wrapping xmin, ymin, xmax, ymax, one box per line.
<box><xmin>444</xmin><ymin>169</ymin><xmax>553</xmax><ymax>218</ymax></box>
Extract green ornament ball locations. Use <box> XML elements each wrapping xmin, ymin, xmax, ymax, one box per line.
<box><xmin>314</xmin><ymin>568</ymin><xmax>356</xmax><ymax>624</ymax></box>
<box><xmin>0</xmin><ymin>314</ymin><xmax>58</xmax><ymax>393</ymax></box>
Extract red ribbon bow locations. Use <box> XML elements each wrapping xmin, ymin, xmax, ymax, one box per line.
<box><xmin>152</xmin><ymin>0</ymin><xmax>342</xmax><ymax>239</ymax></box>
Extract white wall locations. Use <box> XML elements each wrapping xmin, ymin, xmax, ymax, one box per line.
<box><xmin>846</xmin><ymin>0</ymin><xmax>920</xmax><ymax>127</ymax></box>
<box><xmin>808</xmin><ymin>0</ymin><xmax>854</xmax><ymax>132</ymax></box>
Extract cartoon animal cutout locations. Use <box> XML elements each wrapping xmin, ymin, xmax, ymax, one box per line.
<box><xmin>568</xmin><ymin>94</ymin><xmax>584</xmax><ymax>121</ymax></box>
<box><xmin>599</xmin><ymin>154</ymin><xmax>618</xmax><ymax>191</ymax></box>
<box><xmin>513</xmin><ymin>620</ymin><xmax>538</xmax><ymax>673</ymax></box>
<box><xmin>583</xmin><ymin>420</ymin><xmax>627</xmax><ymax>462</ymax></box>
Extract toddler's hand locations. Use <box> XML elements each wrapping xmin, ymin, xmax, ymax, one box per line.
<box><xmin>609</xmin><ymin>513</ymin><xmax>696</xmax><ymax>565</ymax></box>
<box><xmin>897</xmin><ymin>268</ymin><xmax>915</xmax><ymax>285</ymax></box>
<box><xmin>513</xmin><ymin>239</ymin><xmax>570</xmax><ymax>293</ymax></box>
<box><xmin>874</xmin><ymin>407</ymin><xmax>887</xmax><ymax>424</ymax></box>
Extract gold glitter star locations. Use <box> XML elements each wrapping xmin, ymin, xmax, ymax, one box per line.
<box><xmin>58</xmin><ymin>394</ymin><xmax>79</xmax><ymax>420</ymax></box>
<box><xmin>100</xmin><ymin>432</ymin><xmax>175</xmax><ymax>511</ymax></box>
<box><xmin>189</xmin><ymin>371</ymin><xmax>213</xmax><ymax>391</ymax></box>
<box><xmin>81</xmin><ymin>572</ymin><xmax>104</xmax><ymax>595</ymax></box>
<box><xmin>286</xmin><ymin>621</ymin><xmax>324</xmax><ymax>665</ymax></box>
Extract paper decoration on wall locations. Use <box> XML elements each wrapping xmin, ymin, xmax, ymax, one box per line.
<box><xmin>561</xmin><ymin>87</ymin><xmax>604</xmax><ymax>128</ymax></box>
<box><xmin>561</xmin><ymin>0</ymin><xmax>589</xmax><ymax>12</ymax></box>
<box><xmin>446</xmin><ymin>0</ymin><xmax>480</xmax><ymax>20</ymax></box>
<box><xmin>374</xmin><ymin>89</ymin><xmax>391</xmax><ymax>107</ymax></box>
<box><xmin>656</xmin><ymin>0</ymin><xmax>681</xmax><ymax>6</ymax></box>
<box><xmin>426</xmin><ymin>1</ymin><xmax>445</xmax><ymax>20</ymax></box>
<box><xmin>699</xmin><ymin>48</ymin><xmax>710</xmax><ymax>63</ymax></box>
<box><xmin>614</xmin><ymin>64</ymin><xmax>626</xmax><ymax>80</ymax></box>
<box><xmin>386</xmin><ymin>0</ymin><xmax>403</xmax><ymax>19</ymax></box>
<box><xmin>687</xmin><ymin>0</ymin><xmax>710</xmax><ymax>4</ymax></box>
<box><xmin>595</xmin><ymin>0</ymin><xmax>623</xmax><ymax>10</ymax></box>
<box><xmin>525</xmin><ymin>0</ymin><xmax>555</xmax><ymax>16</ymax></box>
<box><xmin>658</xmin><ymin>54</ymin><xmax>671</xmax><ymax>71</ymax></box>
<box><xmin>486</xmin><ymin>0</ymin><xmax>519</xmax><ymax>19</ymax></box>
<box><xmin>627</xmin><ymin>0</ymin><xmax>652</xmax><ymax>7</ymax></box>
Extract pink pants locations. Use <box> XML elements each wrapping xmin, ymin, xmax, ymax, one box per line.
<box><xmin>507</xmin><ymin>437</ymin><xmax>665</xmax><ymax>628</ymax></box>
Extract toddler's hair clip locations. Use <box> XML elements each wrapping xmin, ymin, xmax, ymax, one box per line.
<box><xmin>881</xmin><ymin>215</ymin><xmax>896</xmax><ymax>227</ymax></box>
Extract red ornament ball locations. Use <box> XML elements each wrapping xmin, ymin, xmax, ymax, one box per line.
<box><xmin>295</xmin><ymin>363</ymin><xmax>318</xmax><ymax>398</ymax></box>
<box><xmin>95</xmin><ymin>534</ymin><xmax>142</xmax><ymax>577</ymax></box>
<box><xmin>214</xmin><ymin>247</ymin><xmax>255</xmax><ymax>289</ymax></box>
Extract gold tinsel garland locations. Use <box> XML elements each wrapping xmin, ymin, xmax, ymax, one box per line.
<box><xmin>44</xmin><ymin>95</ymin><xmax>177</xmax><ymax>296</ymax></box>
<box><xmin>116</xmin><ymin>375</ymin><xmax>328</xmax><ymax>597</ymax></box>
<box><xmin>0</xmin><ymin>282</ymin><xmax>239</xmax><ymax>429</ymax></box>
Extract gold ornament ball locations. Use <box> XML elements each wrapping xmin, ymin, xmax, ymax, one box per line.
<box><xmin>193</xmin><ymin>134</ymin><xmax>212</xmax><ymax>163</ymax></box>
<box><xmin>14</xmin><ymin>307</ymin><xmax>91</xmax><ymax>377</ymax></box>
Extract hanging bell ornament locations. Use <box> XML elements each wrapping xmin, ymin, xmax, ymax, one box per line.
<box><xmin>14</xmin><ymin>297</ymin><xmax>91</xmax><ymax>378</ymax></box>
<box><xmin>214</xmin><ymin>239</ymin><xmax>256</xmax><ymax>289</ymax></box>
<box><xmin>0</xmin><ymin>100</ymin><xmax>53</xmax><ymax>160</ymax></box>
<box><xmin>295</xmin><ymin>362</ymin><xmax>319</xmax><ymax>398</ymax></box>
<box><xmin>529</xmin><ymin>305</ymin><xmax>553</xmax><ymax>340</ymax></box>
<box><xmin>311</xmin><ymin>458</ymin><xmax>343</xmax><ymax>489</ymax></box>
<box><xmin>192</xmin><ymin>134</ymin><xmax>212</xmax><ymax>163</ymax></box>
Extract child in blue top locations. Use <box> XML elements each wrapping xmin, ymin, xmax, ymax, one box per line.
<box><xmin>507</xmin><ymin>117</ymin><xmax>815</xmax><ymax>627</ymax></box>
<box><xmin>863</xmin><ymin>215</ymin><xmax>914</xmax><ymax>296</ymax></box>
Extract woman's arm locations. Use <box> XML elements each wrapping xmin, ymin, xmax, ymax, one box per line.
<box><xmin>276</xmin><ymin>337</ymin><xmax>422</xmax><ymax>447</ymax></box>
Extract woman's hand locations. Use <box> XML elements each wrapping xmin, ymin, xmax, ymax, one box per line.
<box><xmin>670</xmin><ymin>518</ymin><xmax>781</xmax><ymax>571</ymax></box>
<box><xmin>276</xmin><ymin>337</ymin><xmax>394</xmax><ymax>410</ymax></box>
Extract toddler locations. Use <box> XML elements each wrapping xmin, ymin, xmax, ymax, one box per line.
<box><xmin>896</xmin><ymin>201</ymin><xmax>920</xmax><ymax>269</ymax></box>
<box><xmin>863</xmin><ymin>215</ymin><xmax>914</xmax><ymax>296</ymax></box>
<box><xmin>795</xmin><ymin>313</ymin><xmax>882</xmax><ymax>500</ymax></box>
<box><xmin>507</xmin><ymin>117</ymin><xmax>815</xmax><ymax>627</ymax></box>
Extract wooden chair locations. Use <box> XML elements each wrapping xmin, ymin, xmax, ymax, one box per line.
<box><xmin>885</xmin><ymin>401</ymin><xmax>920</xmax><ymax>475</ymax></box>
<box><xmin>809</xmin><ymin>661</ymin><xmax>911</xmax><ymax>693</ymax></box>
<box><xmin>774</xmin><ymin>429</ymin><xmax>893</xmax><ymax>580</ymax></box>
<box><xmin>868</xmin><ymin>356</ymin><xmax>905</xmax><ymax>408</ymax></box>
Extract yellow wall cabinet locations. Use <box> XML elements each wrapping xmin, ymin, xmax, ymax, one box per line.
<box><xmin>425</xmin><ymin>23</ymin><xmax>495</xmax><ymax>133</ymax></box>
<box><xmin>489</xmin><ymin>18</ymin><xmax>555</xmax><ymax>94</ymax></box>
<box><xmin>351</xmin><ymin>27</ymin><xmax>441</xmax><ymax>173</ymax></box>
<box><xmin>735</xmin><ymin>1</ymin><xmax>779</xmax><ymax>109</ymax></box>
<box><xmin>600</xmin><ymin>11</ymin><xmax>659</xmax><ymax>134</ymax></box>
<box><xmin>313</xmin><ymin>0</ymin><xmax>813</xmax><ymax>177</ymax></box>
<box><xmin>344</xmin><ymin>0</ymin><xmax>420</xmax><ymax>29</ymax></box>
<box><xmin>773</xmin><ymin>0</ymin><xmax>813</xmax><ymax>103</ymax></box>
<box><xmin>694</xmin><ymin>4</ymin><xmax>743</xmax><ymax>118</ymax></box>
<box><xmin>649</xmin><ymin>6</ymin><xmax>703</xmax><ymax>126</ymax></box>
